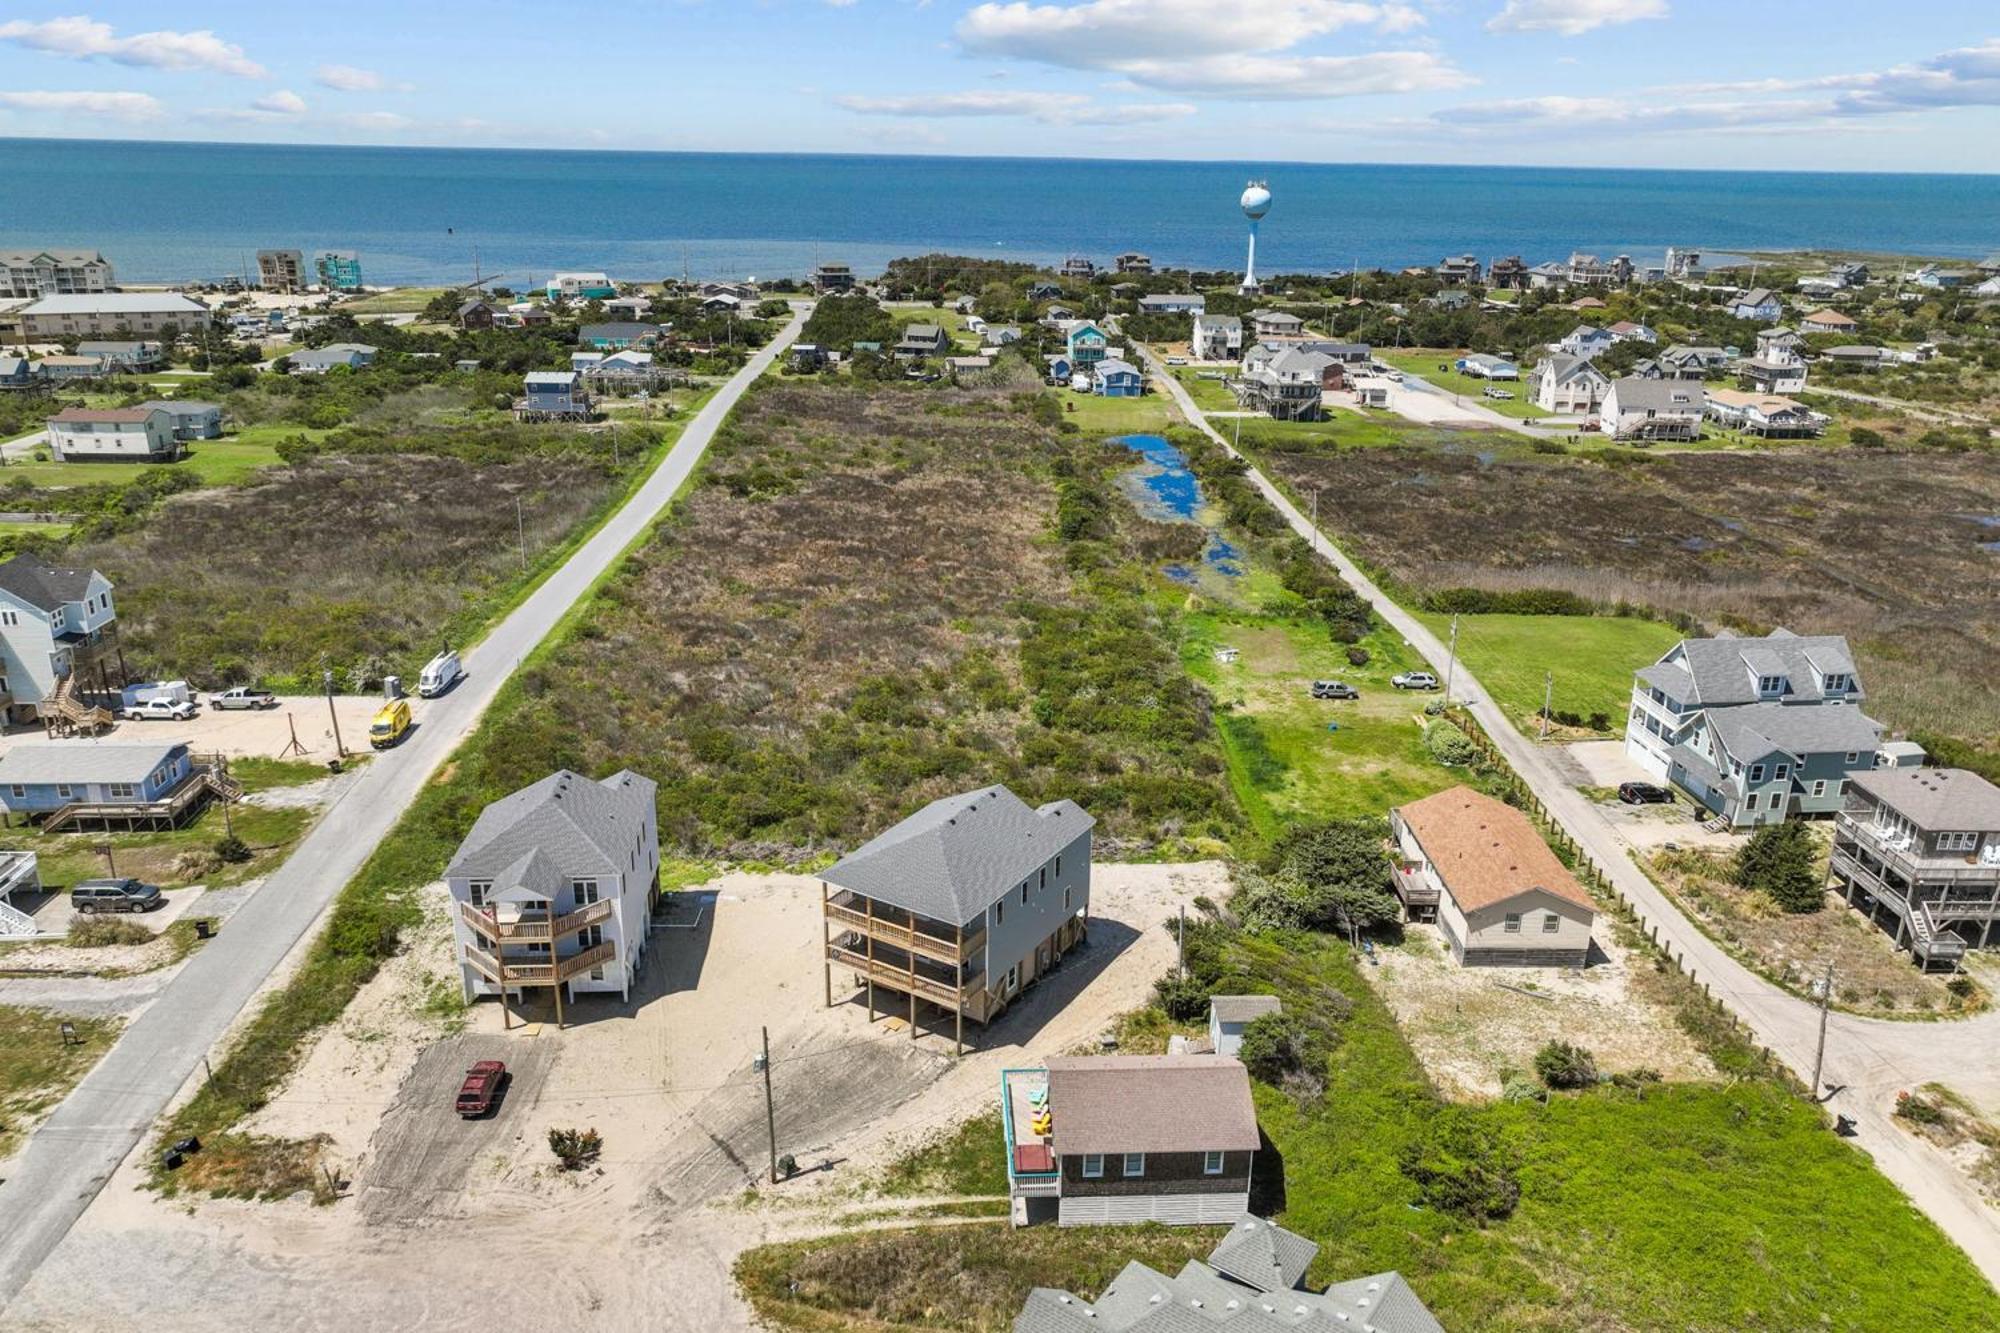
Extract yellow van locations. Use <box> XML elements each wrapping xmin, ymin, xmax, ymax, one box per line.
<box><xmin>368</xmin><ymin>697</ymin><xmax>412</xmax><ymax>749</ymax></box>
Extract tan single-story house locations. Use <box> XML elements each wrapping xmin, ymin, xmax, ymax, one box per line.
<box><xmin>1390</xmin><ymin>785</ymin><xmax>1596</xmax><ymax>967</ymax></box>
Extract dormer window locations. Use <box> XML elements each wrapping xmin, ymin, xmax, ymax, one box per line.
<box><xmin>1757</xmin><ymin>675</ymin><xmax>1786</xmax><ymax>696</ymax></box>
<box><xmin>1822</xmin><ymin>673</ymin><xmax>1849</xmax><ymax>693</ymax></box>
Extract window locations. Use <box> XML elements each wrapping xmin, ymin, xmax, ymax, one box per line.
<box><xmin>55</xmin><ymin>784</ymin><xmax>71</xmax><ymax>799</ymax></box>
<box><xmin>1744</xmin><ymin>794</ymin><xmax>1760</xmax><ymax>812</ymax></box>
<box><xmin>1543</xmin><ymin>913</ymin><xmax>1561</xmax><ymax>933</ymax></box>
<box><xmin>571</xmin><ymin>878</ymin><xmax>600</xmax><ymax>906</ymax></box>
<box><xmin>108</xmin><ymin>783</ymin><xmax>135</xmax><ymax>799</ymax></box>
<box><xmin>1846</xmin><ymin>752</ymin><xmax>1860</xmax><ymax>765</ymax></box>
<box><xmin>994</xmin><ymin>900</ymin><xmax>1003</xmax><ymax>926</ymax></box>
<box><xmin>1203</xmin><ymin>1150</ymin><xmax>1225</xmax><ymax>1175</ymax></box>
<box><xmin>1081</xmin><ymin>1154</ymin><xmax>1104</xmax><ymax>1179</ymax></box>
<box><xmin>1123</xmin><ymin>1153</ymin><xmax>1146</xmax><ymax>1178</ymax></box>
<box><xmin>1503</xmin><ymin>912</ymin><xmax>1522</xmax><ymax>933</ymax></box>
<box><xmin>1064</xmin><ymin>886</ymin><xmax>1072</xmax><ymax>911</ymax></box>
<box><xmin>468</xmin><ymin>880</ymin><xmax>492</xmax><ymax>908</ymax></box>
<box><xmin>0</xmin><ymin>610</ymin><xmax>15</xmax><ymax>627</ymax></box>
<box><xmin>1039</xmin><ymin>866</ymin><xmax>1047</xmax><ymax>890</ymax></box>
<box><xmin>1757</xmin><ymin>675</ymin><xmax>1785</xmax><ymax>695</ymax></box>
<box><xmin>1003</xmin><ymin>965</ymin><xmax>1018</xmax><ymax>993</ymax></box>
<box><xmin>1775</xmin><ymin>764</ymin><xmax>1790</xmax><ymax>781</ymax></box>
<box><xmin>1054</xmin><ymin>855</ymin><xmax>1061</xmax><ymax>877</ymax></box>
<box><xmin>1749</xmin><ymin>764</ymin><xmax>1766</xmax><ymax>783</ymax></box>
<box><xmin>1811</xmin><ymin>780</ymin><xmax>1826</xmax><ymax>798</ymax></box>
<box><xmin>1940</xmin><ymin>832</ymin><xmax>1979</xmax><ymax>853</ymax></box>
<box><xmin>1021</xmin><ymin>883</ymin><xmax>1029</xmax><ymax>905</ymax></box>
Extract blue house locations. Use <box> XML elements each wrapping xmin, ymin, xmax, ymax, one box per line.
<box><xmin>0</xmin><ymin>741</ymin><xmax>198</xmax><ymax>822</ymax></box>
<box><xmin>1094</xmin><ymin>358</ymin><xmax>1143</xmax><ymax>397</ymax></box>
<box><xmin>315</xmin><ymin>252</ymin><xmax>364</xmax><ymax>291</ymax></box>
<box><xmin>1043</xmin><ymin>353</ymin><xmax>1073</xmax><ymax>384</ymax></box>
<box><xmin>1066</xmin><ymin>322</ymin><xmax>1109</xmax><ymax>368</ymax></box>
<box><xmin>1727</xmin><ymin>288</ymin><xmax>1783</xmax><ymax>321</ymax></box>
<box><xmin>515</xmin><ymin>371</ymin><xmax>592</xmax><ymax>421</ymax></box>
<box><xmin>578</xmin><ymin>322</ymin><xmax>661</xmax><ymax>350</ymax></box>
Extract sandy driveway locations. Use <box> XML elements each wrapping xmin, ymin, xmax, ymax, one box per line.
<box><xmin>5</xmin><ymin>861</ymin><xmax>1226</xmax><ymax>1331</ymax></box>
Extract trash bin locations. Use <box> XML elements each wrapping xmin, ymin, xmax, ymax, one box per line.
<box><xmin>194</xmin><ymin>919</ymin><xmax>214</xmax><ymax>940</ymax></box>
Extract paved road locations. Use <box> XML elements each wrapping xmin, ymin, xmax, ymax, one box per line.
<box><xmin>1143</xmin><ymin>344</ymin><xmax>2000</xmax><ymax>1289</ymax></box>
<box><xmin>0</xmin><ymin>310</ymin><xmax>804</xmax><ymax>1310</ymax></box>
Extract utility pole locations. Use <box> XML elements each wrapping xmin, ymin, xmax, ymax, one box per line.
<box><xmin>1443</xmin><ymin>614</ymin><xmax>1460</xmax><ymax>706</ymax></box>
<box><xmin>1540</xmin><ymin>671</ymin><xmax>1553</xmax><ymax>741</ymax></box>
<box><xmin>323</xmin><ymin>669</ymin><xmax>346</xmax><ymax>758</ymax></box>
<box><xmin>1310</xmin><ymin>487</ymin><xmax>1320</xmax><ymax>532</ymax></box>
<box><xmin>1811</xmin><ymin>961</ymin><xmax>1835</xmax><ymax>1101</ymax></box>
<box><xmin>515</xmin><ymin>495</ymin><xmax>527</xmax><ymax>572</ymax></box>
<box><xmin>1177</xmin><ymin>905</ymin><xmax>1187</xmax><ymax>978</ymax></box>
<box><xmin>759</xmin><ymin>1026</ymin><xmax>779</xmax><ymax>1184</ymax></box>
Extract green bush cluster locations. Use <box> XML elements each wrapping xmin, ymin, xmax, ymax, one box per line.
<box><xmin>1423</xmin><ymin>719</ymin><xmax>1476</xmax><ymax>766</ymax></box>
<box><xmin>1534</xmin><ymin>1040</ymin><xmax>1600</xmax><ymax>1089</ymax></box>
<box><xmin>1733</xmin><ymin>820</ymin><xmax>1823</xmax><ymax>913</ymax></box>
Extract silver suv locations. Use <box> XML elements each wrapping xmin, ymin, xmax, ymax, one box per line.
<box><xmin>72</xmin><ymin>878</ymin><xmax>164</xmax><ymax>913</ymax></box>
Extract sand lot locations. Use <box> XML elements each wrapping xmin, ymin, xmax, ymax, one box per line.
<box><xmin>1365</xmin><ymin>921</ymin><xmax>1714</xmax><ymax>1100</ymax></box>
<box><xmin>7</xmin><ymin>861</ymin><xmax>1227</xmax><ymax>1332</ymax></box>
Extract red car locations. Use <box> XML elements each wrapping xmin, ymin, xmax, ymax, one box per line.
<box><xmin>455</xmin><ymin>1060</ymin><xmax>507</xmax><ymax>1118</ymax></box>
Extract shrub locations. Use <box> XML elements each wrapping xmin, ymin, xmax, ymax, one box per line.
<box><xmin>1153</xmin><ymin>973</ymin><xmax>1211</xmax><ymax>1022</ymax></box>
<box><xmin>548</xmin><ymin>1126</ymin><xmax>603</xmax><ymax>1170</ymax></box>
<box><xmin>1535</xmin><ymin>1040</ymin><xmax>1599</xmax><ymax>1090</ymax></box>
<box><xmin>213</xmin><ymin>834</ymin><xmax>253</xmax><ymax>864</ymax></box>
<box><xmin>1265</xmin><ymin>817</ymin><xmax>1401</xmax><ymax>932</ymax></box>
<box><xmin>1848</xmin><ymin>426</ymin><xmax>1885</xmax><ymax>448</ymax></box>
<box><xmin>1399</xmin><ymin>1109</ymin><xmax>1521</xmax><ymax>1224</ymax></box>
<box><xmin>1894</xmin><ymin>1090</ymin><xmax>1946</xmax><ymax>1126</ymax></box>
<box><xmin>68</xmin><ymin>916</ymin><xmax>154</xmax><ymax>947</ymax></box>
<box><xmin>1733</xmin><ymin>821</ymin><xmax>1823</xmax><ymax>913</ymax></box>
<box><xmin>1344</xmin><ymin>645</ymin><xmax>1370</xmax><ymax>667</ymax></box>
<box><xmin>1423</xmin><ymin>719</ymin><xmax>1476</xmax><ymax>766</ymax></box>
<box><xmin>1237</xmin><ymin>1009</ymin><xmax>1337</xmax><ymax>1092</ymax></box>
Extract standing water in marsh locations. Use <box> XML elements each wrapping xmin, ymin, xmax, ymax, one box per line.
<box><xmin>1114</xmin><ymin>434</ymin><xmax>1244</xmax><ymax>589</ymax></box>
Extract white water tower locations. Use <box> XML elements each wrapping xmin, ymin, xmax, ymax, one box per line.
<box><xmin>1240</xmin><ymin>180</ymin><xmax>1272</xmax><ymax>295</ymax></box>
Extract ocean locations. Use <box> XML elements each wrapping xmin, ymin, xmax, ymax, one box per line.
<box><xmin>3</xmin><ymin>138</ymin><xmax>1997</xmax><ymax>286</ymax></box>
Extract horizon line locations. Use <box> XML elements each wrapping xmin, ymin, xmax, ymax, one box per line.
<box><xmin>2</xmin><ymin>133</ymin><xmax>1998</xmax><ymax>181</ymax></box>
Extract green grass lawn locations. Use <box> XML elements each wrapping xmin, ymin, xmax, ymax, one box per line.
<box><xmin>1060</xmin><ymin>389</ymin><xmax>1177</xmax><ymax>438</ymax></box>
<box><xmin>338</xmin><ymin>287</ymin><xmax>445</xmax><ymax>315</ymax></box>
<box><xmin>0</xmin><ymin>1005</ymin><xmax>121</xmax><ymax>1161</ymax></box>
<box><xmin>0</xmin><ymin>436</ymin><xmax>293</xmax><ymax>489</ymax></box>
<box><xmin>0</xmin><ymin>802</ymin><xmax>312</xmax><ymax>893</ymax></box>
<box><xmin>1378</xmin><ymin>350</ymin><xmax>1552</xmax><ymax>419</ymax></box>
<box><xmin>1183</xmin><ymin>613</ymin><xmax>1460</xmax><ymax>841</ymax></box>
<box><xmin>1415</xmin><ymin>611</ymin><xmax>1682</xmax><ymax>734</ymax></box>
<box><xmin>1170</xmin><ymin>367</ymin><xmax>1238</xmax><ymax>412</ymax></box>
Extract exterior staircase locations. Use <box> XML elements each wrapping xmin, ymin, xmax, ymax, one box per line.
<box><xmin>43</xmin><ymin>673</ymin><xmax>114</xmax><ymax>736</ymax></box>
<box><xmin>0</xmin><ymin>899</ymin><xmax>35</xmax><ymax>938</ymax></box>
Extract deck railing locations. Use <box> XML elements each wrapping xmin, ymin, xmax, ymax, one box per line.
<box><xmin>459</xmin><ymin>897</ymin><xmax>613</xmax><ymax>942</ymax></box>
<box><xmin>824</xmin><ymin>895</ymin><xmax>983</xmax><ymax>966</ymax></box>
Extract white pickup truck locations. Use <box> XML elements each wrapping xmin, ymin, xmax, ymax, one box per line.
<box><xmin>210</xmin><ymin>686</ymin><xmax>279</xmax><ymax>710</ymax></box>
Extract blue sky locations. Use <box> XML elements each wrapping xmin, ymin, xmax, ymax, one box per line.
<box><xmin>0</xmin><ymin>3</ymin><xmax>1996</xmax><ymax>171</ymax></box>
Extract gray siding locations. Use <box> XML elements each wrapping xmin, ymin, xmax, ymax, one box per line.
<box><xmin>983</xmin><ymin>829</ymin><xmax>1091</xmax><ymax>995</ymax></box>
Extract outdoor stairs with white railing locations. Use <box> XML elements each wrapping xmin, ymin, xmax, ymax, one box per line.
<box><xmin>43</xmin><ymin>673</ymin><xmax>113</xmax><ymax>735</ymax></box>
<box><xmin>0</xmin><ymin>899</ymin><xmax>36</xmax><ymax>938</ymax></box>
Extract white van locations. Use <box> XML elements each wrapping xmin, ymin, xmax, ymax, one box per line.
<box><xmin>417</xmin><ymin>649</ymin><xmax>464</xmax><ymax>698</ymax></box>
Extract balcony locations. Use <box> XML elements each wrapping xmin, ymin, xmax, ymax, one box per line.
<box><xmin>1836</xmin><ymin>819</ymin><xmax>2000</xmax><ymax>884</ymax></box>
<box><xmin>1003</xmin><ymin>1067</ymin><xmax>1060</xmax><ymax>1197</ymax></box>
<box><xmin>460</xmin><ymin>897</ymin><xmax>613</xmax><ymax>943</ymax></box>
<box><xmin>464</xmin><ymin>939</ymin><xmax>616</xmax><ymax>987</ymax></box>
<box><xmin>825</xmin><ymin>891</ymin><xmax>984</xmax><ymax>967</ymax></box>
<box><xmin>826</xmin><ymin>935</ymin><xmax>979</xmax><ymax>1011</ymax></box>
<box><xmin>1392</xmin><ymin>863</ymin><xmax>1439</xmax><ymax>908</ymax></box>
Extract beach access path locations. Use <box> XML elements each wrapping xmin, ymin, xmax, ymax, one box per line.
<box><xmin>0</xmin><ymin>309</ymin><xmax>805</xmax><ymax>1312</ymax></box>
<box><xmin>1139</xmin><ymin>339</ymin><xmax>2000</xmax><ymax>1291</ymax></box>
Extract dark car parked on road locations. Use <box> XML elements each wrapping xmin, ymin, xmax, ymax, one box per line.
<box><xmin>1618</xmin><ymin>782</ymin><xmax>1675</xmax><ymax>805</ymax></box>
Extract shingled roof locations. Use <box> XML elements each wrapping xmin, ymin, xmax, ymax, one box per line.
<box><xmin>1046</xmin><ymin>1054</ymin><xmax>1259</xmax><ymax>1157</ymax></box>
<box><xmin>1207</xmin><ymin>1215</ymin><xmax>1320</xmax><ymax>1293</ymax></box>
<box><xmin>1849</xmin><ymin>768</ymin><xmax>2000</xmax><ymax>833</ymax></box>
<box><xmin>1656</xmin><ymin>629</ymin><xmax>1861</xmax><ymax>706</ymax></box>
<box><xmin>1395</xmin><ymin>785</ymin><xmax>1593</xmax><ymax>914</ymax></box>
<box><xmin>820</xmin><ymin>784</ymin><xmax>1092</xmax><ymax>923</ymax></box>
<box><xmin>0</xmin><ymin>553</ymin><xmax>103</xmax><ymax>612</ymax></box>
<box><xmin>446</xmin><ymin>769</ymin><xmax>655</xmax><ymax>888</ymax></box>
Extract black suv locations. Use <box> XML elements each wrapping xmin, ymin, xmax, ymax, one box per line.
<box><xmin>1618</xmin><ymin>782</ymin><xmax>1674</xmax><ymax>805</ymax></box>
<box><xmin>72</xmin><ymin>878</ymin><xmax>164</xmax><ymax>913</ymax></box>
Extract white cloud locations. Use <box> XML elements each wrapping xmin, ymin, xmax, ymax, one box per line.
<box><xmin>836</xmin><ymin>89</ymin><xmax>1195</xmax><ymax>124</ymax></box>
<box><xmin>960</xmin><ymin>0</ymin><xmax>1402</xmax><ymax>64</ymax></box>
<box><xmin>334</xmin><ymin>110</ymin><xmax>413</xmax><ymax>132</ymax></box>
<box><xmin>0</xmin><ymin>88</ymin><xmax>163</xmax><ymax>120</ymax></box>
<box><xmin>314</xmin><ymin>63</ymin><xmax>414</xmax><ymax>94</ymax></box>
<box><xmin>955</xmin><ymin>0</ymin><xmax>1460</xmax><ymax>100</ymax></box>
<box><xmin>1112</xmin><ymin>51</ymin><xmax>1470</xmax><ymax>99</ymax></box>
<box><xmin>251</xmin><ymin>89</ymin><xmax>307</xmax><ymax>115</ymax></box>
<box><xmin>0</xmin><ymin>16</ymin><xmax>264</xmax><ymax>77</ymax></box>
<box><xmin>1485</xmin><ymin>0</ymin><xmax>1666</xmax><ymax>37</ymax></box>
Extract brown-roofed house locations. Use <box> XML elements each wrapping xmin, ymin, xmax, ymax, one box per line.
<box><xmin>1016</xmin><ymin>1054</ymin><xmax>1260</xmax><ymax>1226</ymax></box>
<box><xmin>1391</xmin><ymin>785</ymin><xmax>1596</xmax><ymax>967</ymax></box>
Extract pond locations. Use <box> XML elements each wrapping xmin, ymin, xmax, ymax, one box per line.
<box><xmin>1114</xmin><ymin>434</ymin><xmax>1244</xmax><ymax>588</ymax></box>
